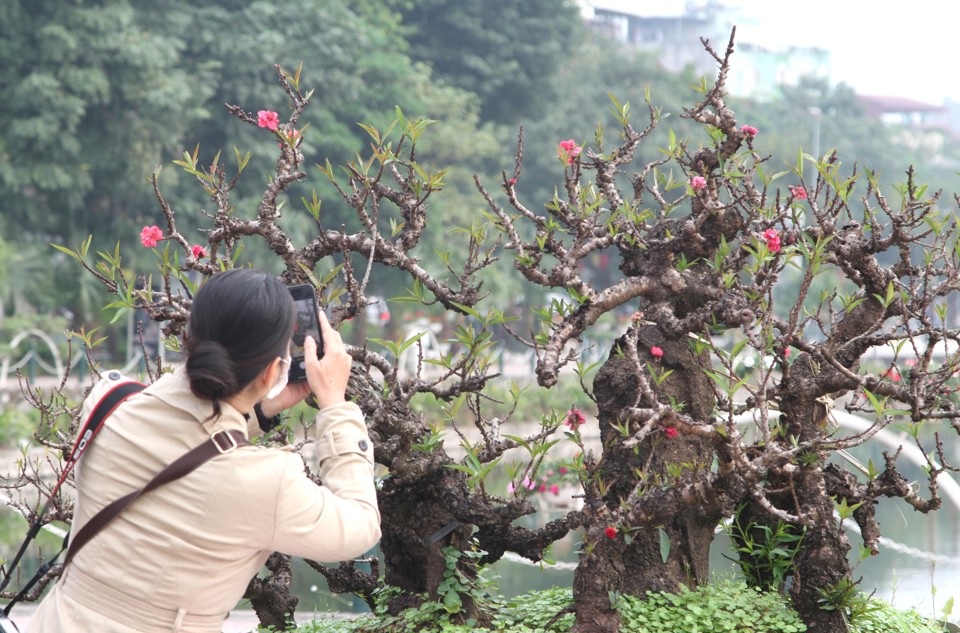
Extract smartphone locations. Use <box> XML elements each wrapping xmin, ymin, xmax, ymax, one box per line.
<box><xmin>287</xmin><ymin>284</ymin><xmax>324</xmax><ymax>383</ymax></box>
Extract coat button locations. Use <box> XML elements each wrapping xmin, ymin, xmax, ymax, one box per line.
<box><xmin>358</xmin><ymin>440</ymin><xmax>369</xmax><ymax>451</ymax></box>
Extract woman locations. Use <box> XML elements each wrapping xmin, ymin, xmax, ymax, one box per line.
<box><xmin>30</xmin><ymin>269</ymin><xmax>380</xmax><ymax>633</ymax></box>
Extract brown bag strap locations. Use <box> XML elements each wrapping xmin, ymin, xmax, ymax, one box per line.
<box><xmin>64</xmin><ymin>429</ymin><xmax>250</xmax><ymax>565</ymax></box>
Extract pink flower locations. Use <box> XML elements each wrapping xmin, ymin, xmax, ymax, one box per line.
<box><xmin>690</xmin><ymin>175</ymin><xmax>707</xmax><ymax>192</ymax></box>
<box><xmin>605</xmin><ymin>526</ymin><xmax>618</xmax><ymax>539</ymax></box>
<box><xmin>884</xmin><ymin>368</ymin><xmax>901</xmax><ymax>382</ymax></box>
<box><xmin>278</xmin><ymin>128</ymin><xmax>301</xmax><ymax>147</ymax></box>
<box><xmin>190</xmin><ymin>244</ymin><xmax>207</xmax><ymax>259</ymax></box>
<box><xmin>558</xmin><ymin>139</ymin><xmax>582</xmax><ymax>165</ymax></box>
<box><xmin>763</xmin><ymin>228</ymin><xmax>781</xmax><ymax>253</ymax></box>
<box><xmin>524</xmin><ymin>477</ymin><xmax>536</xmax><ymax>491</ymax></box>
<box><xmin>740</xmin><ymin>125</ymin><xmax>759</xmax><ymax>137</ymax></box>
<box><xmin>662</xmin><ymin>426</ymin><xmax>678</xmax><ymax>439</ymax></box>
<box><xmin>507</xmin><ymin>482</ymin><xmax>515</xmax><ymax>494</ymax></box>
<box><xmin>558</xmin><ymin>466</ymin><xmax>568</xmax><ymax>475</ymax></box>
<box><xmin>539</xmin><ymin>484</ymin><xmax>547</xmax><ymax>493</ymax></box>
<box><xmin>140</xmin><ymin>225</ymin><xmax>163</xmax><ymax>248</ymax></box>
<box><xmin>650</xmin><ymin>346</ymin><xmax>664</xmax><ymax>358</ymax></box>
<box><xmin>257</xmin><ymin>110</ymin><xmax>280</xmax><ymax>131</ymax></box>
<box><xmin>789</xmin><ymin>185</ymin><xmax>808</xmax><ymax>200</ymax></box>
<box><xmin>564</xmin><ymin>407</ymin><xmax>586</xmax><ymax>429</ymax></box>
<box><xmin>550</xmin><ymin>484</ymin><xmax>560</xmax><ymax>495</ymax></box>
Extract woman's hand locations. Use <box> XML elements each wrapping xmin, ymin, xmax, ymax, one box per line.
<box><xmin>260</xmin><ymin>312</ymin><xmax>353</xmax><ymax>418</ymax></box>
<box><xmin>259</xmin><ymin>311</ymin><xmax>349</xmax><ymax>417</ymax></box>
<box><xmin>260</xmin><ymin>374</ymin><xmax>311</xmax><ymax>417</ymax></box>
<box><xmin>305</xmin><ymin>310</ymin><xmax>351</xmax><ymax>410</ymax></box>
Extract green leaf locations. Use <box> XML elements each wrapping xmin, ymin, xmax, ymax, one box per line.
<box><xmin>449</xmin><ymin>301</ymin><xmax>481</xmax><ymax>319</ymax></box>
<box><xmin>658</xmin><ymin>528</ymin><xmax>671</xmax><ymax>563</ymax></box>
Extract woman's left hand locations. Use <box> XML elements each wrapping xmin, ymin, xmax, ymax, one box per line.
<box><xmin>259</xmin><ymin>376</ymin><xmax>311</xmax><ymax>418</ymax></box>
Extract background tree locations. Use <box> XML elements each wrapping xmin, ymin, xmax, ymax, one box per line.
<box><xmin>2</xmin><ymin>0</ymin><xmax>944</xmax><ymax>331</ymax></box>
<box><xmin>0</xmin><ymin>0</ymin><xmax>214</xmax><ymax>243</ymax></box>
<box><xmin>0</xmin><ymin>0</ymin><xmax>218</xmax><ymax>335</ymax></box>
<box><xmin>399</xmin><ymin>0</ymin><xmax>582</xmax><ymax>125</ymax></box>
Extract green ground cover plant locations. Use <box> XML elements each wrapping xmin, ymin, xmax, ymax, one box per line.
<box><xmin>287</xmin><ymin>579</ymin><xmax>944</xmax><ymax>633</ymax></box>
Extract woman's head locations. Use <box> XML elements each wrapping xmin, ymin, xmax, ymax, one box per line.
<box><xmin>184</xmin><ymin>269</ymin><xmax>295</xmax><ymax>409</ymax></box>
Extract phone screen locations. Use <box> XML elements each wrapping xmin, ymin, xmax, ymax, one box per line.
<box><xmin>287</xmin><ymin>285</ymin><xmax>323</xmax><ymax>382</ymax></box>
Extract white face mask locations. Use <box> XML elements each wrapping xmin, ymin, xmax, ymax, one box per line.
<box><xmin>265</xmin><ymin>357</ymin><xmax>290</xmax><ymax>400</ymax></box>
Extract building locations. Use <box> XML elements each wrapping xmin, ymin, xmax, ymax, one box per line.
<box><xmin>579</xmin><ymin>0</ymin><xmax>830</xmax><ymax>101</ymax></box>
<box><xmin>578</xmin><ymin>0</ymin><xmax>960</xmax><ymax>141</ymax></box>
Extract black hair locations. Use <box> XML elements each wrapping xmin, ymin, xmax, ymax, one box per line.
<box><xmin>184</xmin><ymin>269</ymin><xmax>296</xmax><ymax>416</ymax></box>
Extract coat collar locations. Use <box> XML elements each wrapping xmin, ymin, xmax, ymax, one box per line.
<box><xmin>145</xmin><ymin>366</ymin><xmax>250</xmax><ymax>438</ymax></box>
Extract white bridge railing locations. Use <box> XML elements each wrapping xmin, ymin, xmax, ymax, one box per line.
<box><xmin>0</xmin><ymin>328</ymin><xmax>147</xmax><ymax>392</ymax></box>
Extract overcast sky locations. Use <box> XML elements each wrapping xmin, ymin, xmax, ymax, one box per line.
<box><xmin>726</xmin><ymin>0</ymin><xmax>958</xmax><ymax>104</ymax></box>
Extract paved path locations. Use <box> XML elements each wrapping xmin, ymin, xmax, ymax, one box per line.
<box><xmin>7</xmin><ymin>606</ymin><xmax>345</xmax><ymax>631</ymax></box>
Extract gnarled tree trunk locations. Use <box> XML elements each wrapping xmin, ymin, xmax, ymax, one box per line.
<box><xmin>573</xmin><ymin>326</ymin><xmax>720</xmax><ymax>632</ymax></box>
<box><xmin>244</xmin><ymin>552</ymin><xmax>299</xmax><ymax>631</ymax></box>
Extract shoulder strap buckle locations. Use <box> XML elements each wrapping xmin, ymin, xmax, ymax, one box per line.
<box><xmin>211</xmin><ymin>430</ymin><xmax>239</xmax><ymax>454</ymax></box>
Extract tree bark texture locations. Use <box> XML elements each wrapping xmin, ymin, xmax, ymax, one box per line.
<box><xmin>243</xmin><ymin>552</ymin><xmax>299</xmax><ymax>631</ymax></box>
<box><xmin>573</xmin><ymin>326</ymin><xmax>720</xmax><ymax>632</ymax></box>
<box><xmin>781</xmin><ymin>393</ymin><xmax>854</xmax><ymax>633</ymax></box>
<box><xmin>377</xmin><ymin>468</ymin><xmax>478</xmax><ymax>615</ymax></box>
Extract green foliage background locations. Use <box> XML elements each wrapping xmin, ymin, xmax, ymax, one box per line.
<box><xmin>2</xmin><ymin>0</ymin><xmax>956</xmax><ymax>354</ymax></box>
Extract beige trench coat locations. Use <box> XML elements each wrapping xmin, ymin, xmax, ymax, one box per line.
<box><xmin>29</xmin><ymin>367</ymin><xmax>380</xmax><ymax>633</ymax></box>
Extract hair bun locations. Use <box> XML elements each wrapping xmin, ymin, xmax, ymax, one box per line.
<box><xmin>185</xmin><ymin>339</ymin><xmax>240</xmax><ymax>401</ymax></box>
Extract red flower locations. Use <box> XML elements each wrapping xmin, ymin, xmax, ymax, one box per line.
<box><xmin>190</xmin><ymin>244</ymin><xmax>207</xmax><ymax>259</ymax></box>
<box><xmin>140</xmin><ymin>225</ymin><xmax>163</xmax><ymax>248</ymax></box>
<box><xmin>662</xmin><ymin>427</ymin><xmax>678</xmax><ymax>439</ymax></box>
<box><xmin>605</xmin><ymin>526</ymin><xmax>618</xmax><ymax>539</ymax></box>
<box><xmin>789</xmin><ymin>185</ymin><xmax>808</xmax><ymax>200</ymax></box>
<box><xmin>558</xmin><ymin>139</ymin><xmax>582</xmax><ymax>165</ymax></box>
<box><xmin>763</xmin><ymin>228</ymin><xmax>781</xmax><ymax>253</ymax></box>
<box><xmin>650</xmin><ymin>346</ymin><xmax>664</xmax><ymax>358</ymax></box>
<box><xmin>564</xmin><ymin>407</ymin><xmax>586</xmax><ymax>429</ymax></box>
<box><xmin>257</xmin><ymin>110</ymin><xmax>280</xmax><ymax>131</ymax></box>
<box><xmin>740</xmin><ymin>125</ymin><xmax>759</xmax><ymax>137</ymax></box>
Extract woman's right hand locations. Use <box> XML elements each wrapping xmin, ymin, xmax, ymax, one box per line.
<box><xmin>305</xmin><ymin>310</ymin><xmax>351</xmax><ymax>410</ymax></box>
